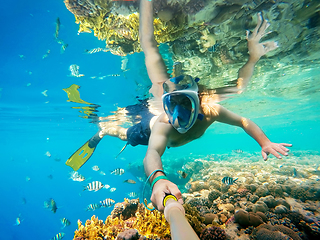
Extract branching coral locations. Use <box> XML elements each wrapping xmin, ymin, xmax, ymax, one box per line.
<box><xmin>73</xmin><ymin>199</ymin><xmax>171</xmax><ymax>240</ymax></box>
<box><xmin>65</xmin><ymin>1</ymin><xmax>187</xmax><ymax>55</ymax></box>
<box><xmin>64</xmin><ymin>0</ymin><xmax>101</xmax><ymax>18</ymax></box>
<box><xmin>200</xmin><ymin>225</ymin><xmax>227</xmax><ymax>240</ymax></box>
<box><xmin>184</xmin><ymin>203</ymin><xmax>206</xmax><ymax>236</ymax></box>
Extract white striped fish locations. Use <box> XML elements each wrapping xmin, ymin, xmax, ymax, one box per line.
<box><xmin>110</xmin><ymin>168</ymin><xmax>124</xmax><ymax>175</ymax></box>
<box><xmin>222</xmin><ymin>176</ymin><xmax>238</xmax><ymax>185</ymax></box>
<box><xmin>100</xmin><ymin>198</ymin><xmax>115</xmax><ymax>208</ymax></box>
<box><xmin>128</xmin><ymin>192</ymin><xmax>137</xmax><ymax>198</ymax></box>
<box><xmin>86</xmin><ymin>203</ymin><xmax>101</xmax><ymax>211</ymax></box>
<box><xmin>85</xmin><ymin>47</ymin><xmax>109</xmax><ymax>54</ymax></box>
<box><xmin>69</xmin><ymin>64</ymin><xmax>84</xmax><ymax>78</ymax></box>
<box><xmin>50</xmin><ymin>232</ymin><xmax>65</xmax><ymax>240</ymax></box>
<box><xmin>84</xmin><ymin>181</ymin><xmax>104</xmax><ymax>192</ymax></box>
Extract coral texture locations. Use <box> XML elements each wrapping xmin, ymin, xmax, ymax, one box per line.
<box><xmin>200</xmin><ymin>225</ymin><xmax>227</xmax><ymax>240</ymax></box>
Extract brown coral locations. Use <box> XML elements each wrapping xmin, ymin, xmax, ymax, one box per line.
<box><xmin>111</xmin><ymin>198</ymin><xmax>139</xmax><ymax>220</ymax></box>
<box><xmin>200</xmin><ymin>225</ymin><xmax>227</xmax><ymax>240</ymax></box>
<box><xmin>252</xmin><ymin>224</ymin><xmax>302</xmax><ymax>240</ymax></box>
<box><xmin>234</xmin><ymin>209</ymin><xmax>266</xmax><ymax>228</ymax></box>
<box><xmin>184</xmin><ymin>203</ymin><xmax>206</xmax><ymax>236</ymax></box>
<box><xmin>64</xmin><ymin>0</ymin><xmax>101</xmax><ymax>18</ymax></box>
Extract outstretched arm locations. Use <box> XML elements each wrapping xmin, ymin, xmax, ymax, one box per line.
<box><xmin>213</xmin><ymin>105</ymin><xmax>292</xmax><ymax>160</ymax></box>
<box><xmin>139</xmin><ymin>0</ymin><xmax>169</xmax><ymax>100</ymax></box>
<box><xmin>143</xmin><ymin>115</ymin><xmax>183</xmax><ymax>211</ymax></box>
<box><xmin>214</xmin><ymin>13</ymin><xmax>278</xmax><ymax>96</ymax></box>
<box><xmin>237</xmin><ymin>12</ymin><xmax>278</xmax><ymax>89</ymax></box>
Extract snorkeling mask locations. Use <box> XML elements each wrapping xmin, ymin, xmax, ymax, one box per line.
<box><xmin>162</xmin><ymin>75</ymin><xmax>202</xmax><ymax>134</ymax></box>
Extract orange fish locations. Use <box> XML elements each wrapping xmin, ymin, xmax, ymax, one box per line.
<box><xmin>177</xmin><ymin>170</ymin><xmax>188</xmax><ymax>179</ymax></box>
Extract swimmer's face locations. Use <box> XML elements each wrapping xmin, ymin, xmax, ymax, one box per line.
<box><xmin>168</xmin><ymin>94</ymin><xmax>192</xmax><ymax>111</ymax></box>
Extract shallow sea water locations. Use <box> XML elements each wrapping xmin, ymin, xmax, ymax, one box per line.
<box><xmin>0</xmin><ymin>1</ymin><xmax>319</xmax><ymax>240</ymax></box>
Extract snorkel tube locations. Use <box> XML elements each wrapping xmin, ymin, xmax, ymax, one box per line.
<box><xmin>163</xmin><ymin>194</ymin><xmax>200</xmax><ymax>240</ymax></box>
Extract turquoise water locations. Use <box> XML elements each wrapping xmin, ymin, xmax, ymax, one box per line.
<box><xmin>0</xmin><ymin>1</ymin><xmax>319</xmax><ymax>240</ymax></box>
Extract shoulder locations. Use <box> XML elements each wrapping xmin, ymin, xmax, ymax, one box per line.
<box><xmin>200</xmin><ymin>99</ymin><xmax>222</xmax><ymax>120</ymax></box>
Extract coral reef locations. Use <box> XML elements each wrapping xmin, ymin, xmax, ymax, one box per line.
<box><xmin>116</xmin><ymin>229</ymin><xmax>139</xmax><ymax>240</ymax></box>
<box><xmin>184</xmin><ymin>203</ymin><xmax>206</xmax><ymax>236</ymax></box>
<box><xmin>200</xmin><ymin>225</ymin><xmax>227</xmax><ymax>240</ymax></box>
<box><xmin>64</xmin><ymin>0</ymin><xmax>320</xmax><ymax>86</ymax></box>
<box><xmin>234</xmin><ymin>209</ymin><xmax>266</xmax><ymax>228</ymax></box>
<box><xmin>73</xmin><ymin>199</ymin><xmax>171</xmax><ymax>240</ymax></box>
<box><xmin>252</xmin><ymin>223</ymin><xmax>302</xmax><ymax>240</ymax></box>
<box><xmin>111</xmin><ymin>198</ymin><xmax>139</xmax><ymax>220</ymax></box>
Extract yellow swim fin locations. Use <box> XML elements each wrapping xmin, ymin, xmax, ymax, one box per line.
<box><xmin>65</xmin><ymin>132</ymin><xmax>102</xmax><ymax>171</ymax></box>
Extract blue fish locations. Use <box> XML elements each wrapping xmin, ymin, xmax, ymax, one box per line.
<box><xmin>61</xmin><ymin>218</ymin><xmax>71</xmax><ymax>228</ymax></box>
<box><xmin>222</xmin><ymin>176</ymin><xmax>238</xmax><ymax>185</ymax></box>
<box><xmin>293</xmin><ymin>168</ymin><xmax>297</xmax><ymax>177</ymax></box>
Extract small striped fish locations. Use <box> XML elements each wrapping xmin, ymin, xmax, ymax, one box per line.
<box><xmin>222</xmin><ymin>176</ymin><xmax>238</xmax><ymax>186</ymax></box>
<box><xmin>44</xmin><ymin>198</ymin><xmax>57</xmax><ymax>213</ymax></box>
<box><xmin>61</xmin><ymin>217</ymin><xmax>71</xmax><ymax>228</ymax></box>
<box><xmin>128</xmin><ymin>192</ymin><xmax>137</xmax><ymax>198</ymax></box>
<box><xmin>100</xmin><ymin>198</ymin><xmax>115</xmax><ymax>208</ymax></box>
<box><xmin>85</xmin><ymin>47</ymin><xmax>109</xmax><ymax>54</ymax></box>
<box><xmin>124</xmin><ymin>179</ymin><xmax>136</xmax><ymax>184</ymax></box>
<box><xmin>69</xmin><ymin>64</ymin><xmax>84</xmax><ymax>78</ymax></box>
<box><xmin>111</xmin><ymin>168</ymin><xmax>124</xmax><ymax>175</ymax></box>
<box><xmin>86</xmin><ymin>203</ymin><xmax>101</xmax><ymax>211</ymax></box>
<box><xmin>50</xmin><ymin>232</ymin><xmax>65</xmax><ymax>240</ymax></box>
<box><xmin>84</xmin><ymin>181</ymin><xmax>104</xmax><ymax>192</ymax></box>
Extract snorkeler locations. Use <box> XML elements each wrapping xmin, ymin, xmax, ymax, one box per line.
<box><xmin>138</xmin><ymin>0</ymin><xmax>292</xmax><ymax>211</ymax></box>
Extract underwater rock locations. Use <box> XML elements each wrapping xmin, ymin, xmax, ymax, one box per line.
<box><xmin>246</xmin><ymin>184</ymin><xmax>258</xmax><ymax>193</ymax></box>
<box><xmin>208</xmin><ymin>189</ymin><xmax>222</xmax><ymax>202</ymax></box>
<box><xmin>252</xmin><ymin>223</ymin><xmax>302</xmax><ymax>240</ymax></box>
<box><xmin>247</xmin><ymin>194</ymin><xmax>259</xmax><ymax>203</ymax></box>
<box><xmin>274</xmin><ymin>204</ymin><xmax>289</xmax><ymax>214</ymax></box>
<box><xmin>116</xmin><ymin>229</ymin><xmax>139</xmax><ymax>240</ymax></box>
<box><xmin>218</xmin><ymin>213</ymin><xmax>228</xmax><ymax>224</ymax></box>
<box><xmin>234</xmin><ymin>209</ymin><xmax>266</xmax><ymax>228</ymax></box>
<box><xmin>259</xmin><ymin>195</ymin><xmax>277</xmax><ymax>208</ymax></box>
<box><xmin>200</xmin><ymin>225</ymin><xmax>227</xmax><ymax>240</ymax></box>
<box><xmin>252</xmin><ymin>201</ymin><xmax>269</xmax><ymax>213</ymax></box>
<box><xmin>268</xmin><ymin>184</ymin><xmax>284</xmax><ymax>197</ymax></box>
<box><xmin>255</xmin><ymin>186</ymin><xmax>269</xmax><ymax>197</ymax></box>
<box><xmin>275</xmin><ymin>198</ymin><xmax>291</xmax><ymax>210</ymax></box>
<box><xmin>190</xmin><ymin>181</ymin><xmax>210</xmax><ymax>192</ymax></box>
<box><xmin>217</xmin><ymin>203</ymin><xmax>235</xmax><ymax>213</ymax></box>
<box><xmin>203</xmin><ymin>213</ymin><xmax>219</xmax><ymax>225</ymax></box>
<box><xmin>157</xmin><ymin>7</ymin><xmax>174</xmax><ymax>22</ymax></box>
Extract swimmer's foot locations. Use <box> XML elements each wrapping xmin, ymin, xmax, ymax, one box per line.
<box><xmin>65</xmin><ymin>131</ymin><xmax>102</xmax><ymax>171</ymax></box>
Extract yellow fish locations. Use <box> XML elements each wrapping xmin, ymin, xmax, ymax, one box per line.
<box><xmin>124</xmin><ymin>179</ymin><xmax>136</xmax><ymax>184</ymax></box>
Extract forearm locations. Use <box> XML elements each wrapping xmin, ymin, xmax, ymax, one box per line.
<box><xmin>143</xmin><ymin>149</ymin><xmax>165</xmax><ymax>183</ymax></box>
<box><xmin>139</xmin><ymin>0</ymin><xmax>169</xmax><ymax>96</ymax></box>
<box><xmin>139</xmin><ymin>0</ymin><xmax>157</xmax><ymax>52</ymax></box>
<box><xmin>237</xmin><ymin>57</ymin><xmax>258</xmax><ymax>89</ymax></box>
<box><xmin>241</xmin><ymin>118</ymin><xmax>271</xmax><ymax>147</ymax></box>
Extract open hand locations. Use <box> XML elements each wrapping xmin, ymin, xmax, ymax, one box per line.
<box><xmin>261</xmin><ymin>142</ymin><xmax>292</xmax><ymax>161</ymax></box>
<box><xmin>246</xmin><ymin>12</ymin><xmax>278</xmax><ymax>62</ymax></box>
<box><xmin>151</xmin><ymin>179</ymin><xmax>183</xmax><ymax>211</ymax></box>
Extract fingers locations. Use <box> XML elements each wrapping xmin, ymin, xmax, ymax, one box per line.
<box><xmin>280</xmin><ymin>143</ymin><xmax>293</xmax><ymax>147</ymax></box>
<box><xmin>252</xmin><ymin>12</ymin><xmax>263</xmax><ymax>37</ymax></box>
<box><xmin>257</xmin><ymin>20</ymin><xmax>270</xmax><ymax>38</ymax></box>
<box><xmin>261</xmin><ymin>150</ymin><xmax>268</xmax><ymax>161</ymax></box>
<box><xmin>263</xmin><ymin>41</ymin><xmax>278</xmax><ymax>53</ymax></box>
